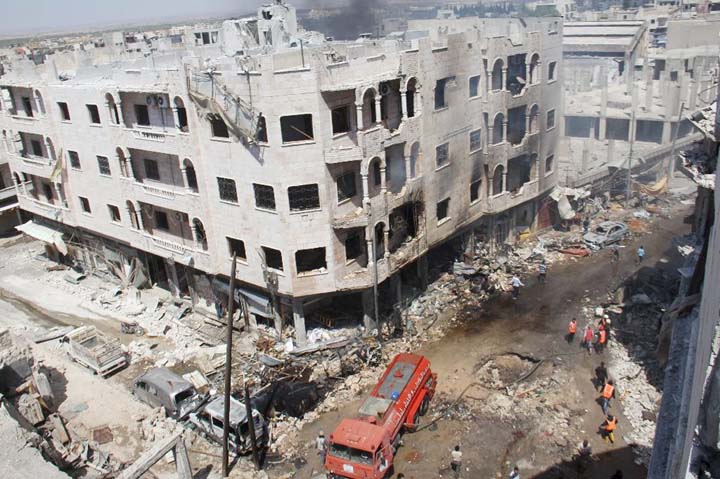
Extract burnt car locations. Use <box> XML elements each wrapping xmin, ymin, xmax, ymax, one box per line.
<box><xmin>132</xmin><ymin>368</ymin><xmax>207</xmax><ymax>419</ymax></box>
<box><xmin>189</xmin><ymin>395</ymin><xmax>268</xmax><ymax>454</ymax></box>
<box><xmin>583</xmin><ymin>221</ymin><xmax>629</xmax><ymax>250</ymax></box>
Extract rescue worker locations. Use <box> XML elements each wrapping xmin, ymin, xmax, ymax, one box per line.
<box><xmin>316</xmin><ymin>431</ymin><xmax>326</xmax><ymax>464</ymax></box>
<box><xmin>596</xmin><ymin>326</ymin><xmax>608</xmax><ymax>354</ymax></box>
<box><xmin>600</xmin><ymin>415</ymin><xmax>618</xmax><ymax>443</ymax></box>
<box><xmin>510</xmin><ymin>275</ymin><xmax>524</xmax><ymax>300</ymax></box>
<box><xmin>600</xmin><ymin>379</ymin><xmax>616</xmax><ymax>415</ymax></box>
<box><xmin>636</xmin><ymin>245</ymin><xmax>646</xmax><ymax>264</ymax></box>
<box><xmin>538</xmin><ymin>261</ymin><xmax>547</xmax><ymax>283</ymax></box>
<box><xmin>595</xmin><ymin>361</ymin><xmax>608</xmax><ymax>392</ymax></box>
<box><xmin>567</xmin><ymin>318</ymin><xmax>578</xmax><ymax>344</ymax></box>
<box><xmin>583</xmin><ymin>325</ymin><xmax>595</xmax><ymax>355</ymax></box>
<box><xmin>450</xmin><ymin>445</ymin><xmax>462</xmax><ymax>478</ymax></box>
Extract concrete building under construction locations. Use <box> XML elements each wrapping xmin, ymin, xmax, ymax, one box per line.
<box><xmin>0</xmin><ymin>2</ymin><xmax>562</xmax><ymax>342</ymax></box>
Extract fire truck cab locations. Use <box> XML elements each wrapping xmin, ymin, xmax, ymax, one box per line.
<box><xmin>325</xmin><ymin>353</ymin><xmax>437</xmax><ymax>479</ymax></box>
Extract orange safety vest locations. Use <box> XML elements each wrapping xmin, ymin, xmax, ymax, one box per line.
<box><xmin>605</xmin><ymin>417</ymin><xmax>617</xmax><ymax>431</ymax></box>
<box><xmin>599</xmin><ymin>329</ymin><xmax>607</xmax><ymax>344</ymax></box>
<box><xmin>602</xmin><ymin>384</ymin><xmax>615</xmax><ymax>399</ymax></box>
<box><xmin>569</xmin><ymin>322</ymin><xmax>577</xmax><ymax>334</ymax></box>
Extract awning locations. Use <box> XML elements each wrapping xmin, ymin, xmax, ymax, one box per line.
<box><xmin>212</xmin><ymin>278</ymin><xmax>272</xmax><ymax>318</ymax></box>
<box><xmin>16</xmin><ymin>221</ymin><xmax>67</xmax><ymax>255</ymax></box>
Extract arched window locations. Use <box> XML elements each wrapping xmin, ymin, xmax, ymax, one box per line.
<box><xmin>406</xmin><ymin>78</ymin><xmax>419</xmax><ymax>118</ymax></box>
<box><xmin>529</xmin><ymin>105</ymin><xmax>539</xmax><ymax>134</ymax></box>
<box><xmin>529</xmin><ymin>54</ymin><xmax>540</xmax><ymax>85</ymax></box>
<box><xmin>362</xmin><ymin>89</ymin><xmax>377</xmax><ymax>129</ymax></box>
<box><xmin>126</xmin><ymin>201</ymin><xmax>139</xmax><ymax>229</ymax></box>
<box><xmin>193</xmin><ymin>218</ymin><xmax>208</xmax><ymax>250</ymax></box>
<box><xmin>492</xmin><ymin>113</ymin><xmax>504</xmax><ymax>145</ymax></box>
<box><xmin>105</xmin><ymin>93</ymin><xmax>120</xmax><ymax>125</ymax></box>
<box><xmin>492</xmin><ymin>165</ymin><xmax>505</xmax><ymax>196</ymax></box>
<box><xmin>34</xmin><ymin>90</ymin><xmax>45</xmax><ymax>116</ymax></box>
<box><xmin>184</xmin><ymin>159</ymin><xmax>198</xmax><ymax>192</ymax></box>
<box><xmin>409</xmin><ymin>142</ymin><xmax>421</xmax><ymax>179</ymax></box>
<box><xmin>174</xmin><ymin>96</ymin><xmax>188</xmax><ymax>132</ymax></box>
<box><xmin>491</xmin><ymin>59</ymin><xmax>504</xmax><ymax>91</ymax></box>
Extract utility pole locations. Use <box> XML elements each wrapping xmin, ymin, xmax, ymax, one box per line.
<box><xmin>668</xmin><ymin>101</ymin><xmax>685</xmax><ymax>181</ymax></box>
<box><xmin>625</xmin><ymin>110</ymin><xmax>636</xmax><ymax>208</ymax></box>
<box><xmin>244</xmin><ymin>382</ymin><xmax>261</xmax><ymax>469</ymax></box>
<box><xmin>221</xmin><ymin>253</ymin><xmax>237</xmax><ymax>478</ymax></box>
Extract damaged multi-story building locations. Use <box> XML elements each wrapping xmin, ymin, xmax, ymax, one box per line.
<box><xmin>0</xmin><ymin>1</ymin><xmax>562</xmax><ymax>343</ymax></box>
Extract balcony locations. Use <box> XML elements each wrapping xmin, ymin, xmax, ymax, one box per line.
<box><xmin>0</xmin><ymin>186</ymin><xmax>18</xmax><ymax>202</ymax></box>
<box><xmin>19</xmin><ymin>195</ymin><xmax>67</xmax><ymax>221</ymax></box>
<box><xmin>484</xmin><ymin>179</ymin><xmax>540</xmax><ymax>214</ymax></box>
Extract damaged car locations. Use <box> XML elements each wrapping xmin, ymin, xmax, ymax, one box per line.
<box><xmin>583</xmin><ymin>221</ymin><xmax>629</xmax><ymax>250</ymax></box>
<box><xmin>132</xmin><ymin>368</ymin><xmax>207</xmax><ymax>419</ymax></box>
<box><xmin>188</xmin><ymin>395</ymin><xmax>268</xmax><ymax>454</ymax></box>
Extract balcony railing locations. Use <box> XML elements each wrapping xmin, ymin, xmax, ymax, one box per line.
<box><xmin>138</xmin><ymin>182</ymin><xmax>176</xmax><ymax>200</ymax></box>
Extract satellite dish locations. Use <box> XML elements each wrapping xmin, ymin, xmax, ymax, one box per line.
<box><xmin>157</xmin><ymin>96</ymin><xmax>165</xmax><ymax>106</ymax></box>
<box><xmin>146</xmin><ymin>96</ymin><xmax>153</xmax><ymax>105</ymax></box>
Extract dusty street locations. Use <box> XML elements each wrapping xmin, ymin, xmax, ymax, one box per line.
<box><xmin>287</xmin><ymin>208</ymin><xmax>690</xmax><ymax>479</ymax></box>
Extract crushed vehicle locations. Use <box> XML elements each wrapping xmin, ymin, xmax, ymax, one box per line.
<box><xmin>132</xmin><ymin>368</ymin><xmax>208</xmax><ymax>419</ymax></box>
<box><xmin>61</xmin><ymin>326</ymin><xmax>128</xmax><ymax>377</ymax></box>
<box><xmin>188</xmin><ymin>395</ymin><xmax>268</xmax><ymax>454</ymax></box>
<box><xmin>325</xmin><ymin>353</ymin><xmax>437</xmax><ymax>479</ymax></box>
<box><xmin>583</xmin><ymin>221</ymin><xmax>629</xmax><ymax>250</ymax></box>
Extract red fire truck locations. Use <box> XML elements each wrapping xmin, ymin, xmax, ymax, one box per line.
<box><xmin>325</xmin><ymin>353</ymin><xmax>437</xmax><ymax>479</ymax></box>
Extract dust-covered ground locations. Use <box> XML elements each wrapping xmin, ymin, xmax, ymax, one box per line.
<box><xmin>283</xmin><ymin>208</ymin><xmax>692</xmax><ymax>479</ymax></box>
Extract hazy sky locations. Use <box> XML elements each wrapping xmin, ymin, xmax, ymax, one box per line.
<box><xmin>1</xmin><ymin>0</ymin><xmax>319</xmax><ymax>37</ymax></box>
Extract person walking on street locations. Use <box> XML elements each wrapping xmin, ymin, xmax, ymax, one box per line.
<box><xmin>600</xmin><ymin>415</ymin><xmax>618</xmax><ymax>444</ymax></box>
<box><xmin>538</xmin><ymin>261</ymin><xmax>547</xmax><ymax>283</ymax></box>
<box><xmin>583</xmin><ymin>325</ymin><xmax>595</xmax><ymax>355</ymax></box>
<box><xmin>596</xmin><ymin>326</ymin><xmax>607</xmax><ymax>354</ymax></box>
<box><xmin>567</xmin><ymin>318</ymin><xmax>578</xmax><ymax>344</ymax></box>
<box><xmin>511</xmin><ymin>275</ymin><xmax>524</xmax><ymax>300</ymax></box>
<box><xmin>595</xmin><ymin>362</ymin><xmax>608</xmax><ymax>392</ymax></box>
<box><xmin>576</xmin><ymin>440</ymin><xmax>593</xmax><ymax>473</ymax></box>
<box><xmin>316</xmin><ymin>431</ymin><xmax>327</xmax><ymax>464</ymax></box>
<box><xmin>601</xmin><ymin>379</ymin><xmax>616</xmax><ymax>415</ymax></box>
<box><xmin>636</xmin><ymin>246</ymin><xmax>646</xmax><ymax>264</ymax></box>
<box><xmin>509</xmin><ymin>466</ymin><xmax>520</xmax><ymax>479</ymax></box>
<box><xmin>450</xmin><ymin>445</ymin><xmax>462</xmax><ymax>479</ymax></box>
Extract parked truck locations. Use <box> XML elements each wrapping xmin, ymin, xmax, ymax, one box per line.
<box><xmin>325</xmin><ymin>353</ymin><xmax>437</xmax><ymax>479</ymax></box>
<box><xmin>61</xmin><ymin>326</ymin><xmax>128</xmax><ymax>377</ymax></box>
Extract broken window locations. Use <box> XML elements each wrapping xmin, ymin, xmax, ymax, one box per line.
<box><xmin>87</xmin><ymin>104</ymin><xmax>101</xmax><ymax>124</ymax></box>
<box><xmin>434</xmin><ymin>77</ymin><xmax>454</xmax><ymax>109</ymax></box>
<box><xmin>470</xmin><ymin>180</ymin><xmax>482</xmax><ymax>202</ymax></box>
<box><xmin>217</xmin><ymin>177</ymin><xmax>238</xmax><ymax>203</ymax></box>
<box><xmin>108</xmin><ymin>204</ymin><xmax>121</xmax><ymax>222</ymax></box>
<box><xmin>548</xmin><ymin>61</ymin><xmax>557</xmax><ymax>81</ymax></box>
<box><xmin>68</xmin><ymin>151</ymin><xmax>81</xmax><ymax>169</ymax></box>
<box><xmin>507</xmin><ymin>155</ymin><xmax>532</xmax><ymax>192</ymax></box>
<box><xmin>256</xmin><ymin>115</ymin><xmax>268</xmax><ymax>143</ymax></box>
<box><xmin>492</xmin><ymin>166</ymin><xmax>504</xmax><ymax>195</ymax></box>
<box><xmin>97</xmin><ymin>156</ymin><xmax>111</xmax><ymax>176</ymax></box>
<box><xmin>469</xmin><ymin>75</ymin><xmax>481</xmax><ymax>98</ymax></box>
<box><xmin>280</xmin><ymin>114</ymin><xmax>314</xmax><ymax>143</ymax></box>
<box><xmin>436</xmin><ymin>143</ymin><xmax>449</xmax><ymax>168</ymax></box>
<box><xmin>332</xmin><ymin>105</ymin><xmax>351</xmax><ymax>134</ymax></box>
<box><xmin>289</xmin><ymin>184</ymin><xmax>320</xmax><ymax>211</ymax></box>
<box><xmin>154</xmin><ymin>210</ymin><xmax>169</xmax><ymax>230</ymax></box>
<box><xmin>30</xmin><ymin>139</ymin><xmax>43</xmax><ymax>157</ymax></box>
<box><xmin>345</xmin><ymin>231</ymin><xmax>365</xmax><ymax>262</ymax></box>
<box><xmin>470</xmin><ymin>129</ymin><xmax>482</xmax><ymax>152</ymax></box>
<box><xmin>388</xmin><ymin>202</ymin><xmax>421</xmax><ymax>252</ymax></box>
<box><xmin>546</xmin><ymin>109</ymin><xmax>556</xmax><ymax>130</ymax></box>
<box><xmin>436</xmin><ymin>198</ymin><xmax>450</xmax><ymax>221</ymax></box>
<box><xmin>42</xmin><ymin>183</ymin><xmax>53</xmax><ymax>202</ymax></box>
<box><xmin>143</xmin><ymin>159</ymin><xmax>160</xmax><ymax>180</ymax></box>
<box><xmin>79</xmin><ymin>196</ymin><xmax>91</xmax><ymax>213</ymax></box>
<box><xmin>135</xmin><ymin>104</ymin><xmax>150</xmax><ymax>126</ymax></box>
<box><xmin>296</xmin><ymin>248</ymin><xmax>327</xmax><ymax>273</ymax></box>
<box><xmin>545</xmin><ymin>155</ymin><xmax>554</xmax><ymax>174</ymax></box>
<box><xmin>253</xmin><ymin>184</ymin><xmax>276</xmax><ymax>210</ymax></box>
<box><xmin>177</xmin><ymin>107</ymin><xmax>188</xmax><ymax>131</ymax></box>
<box><xmin>21</xmin><ymin>97</ymin><xmax>33</xmax><ymax>117</ymax></box>
<box><xmin>58</xmin><ymin>102</ymin><xmax>71</xmax><ymax>121</ymax></box>
<box><xmin>262</xmin><ymin>246</ymin><xmax>283</xmax><ymax>271</ymax></box>
<box><xmin>209</xmin><ymin>114</ymin><xmax>229</xmax><ymax>138</ymax></box>
<box><xmin>337</xmin><ymin>172</ymin><xmax>357</xmax><ymax>202</ymax></box>
<box><xmin>227</xmin><ymin>237</ymin><xmax>247</xmax><ymax>260</ymax></box>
